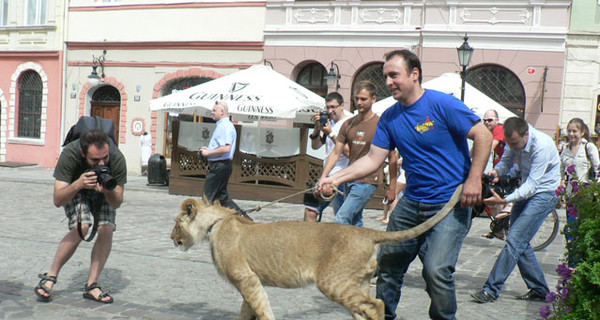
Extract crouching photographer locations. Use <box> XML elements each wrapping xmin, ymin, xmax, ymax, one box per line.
<box><xmin>34</xmin><ymin>129</ymin><xmax>127</xmax><ymax>304</ymax></box>
<box><xmin>471</xmin><ymin>117</ymin><xmax>561</xmax><ymax>304</ymax></box>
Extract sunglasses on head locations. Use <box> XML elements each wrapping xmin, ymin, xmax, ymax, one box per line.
<box><xmin>483</xmin><ymin>118</ymin><xmax>496</xmax><ymax>123</ymax></box>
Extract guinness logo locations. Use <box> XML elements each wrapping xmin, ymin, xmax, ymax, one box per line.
<box><xmin>202</xmin><ymin>128</ymin><xmax>210</xmax><ymax>140</ymax></box>
<box><xmin>230</xmin><ymin>82</ymin><xmax>249</xmax><ymax>93</ymax></box>
<box><xmin>265</xmin><ymin>130</ymin><xmax>274</xmax><ymax>144</ymax></box>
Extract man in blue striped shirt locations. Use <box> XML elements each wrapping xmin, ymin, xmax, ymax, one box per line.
<box><xmin>471</xmin><ymin>116</ymin><xmax>561</xmax><ymax>303</ymax></box>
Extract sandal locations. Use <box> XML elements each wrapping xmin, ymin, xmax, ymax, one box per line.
<box><xmin>34</xmin><ymin>273</ymin><xmax>57</xmax><ymax>302</ymax></box>
<box><xmin>83</xmin><ymin>282</ymin><xmax>113</xmax><ymax>304</ymax></box>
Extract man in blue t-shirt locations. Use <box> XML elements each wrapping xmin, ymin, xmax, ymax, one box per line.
<box><xmin>319</xmin><ymin>50</ymin><xmax>492</xmax><ymax>320</ymax></box>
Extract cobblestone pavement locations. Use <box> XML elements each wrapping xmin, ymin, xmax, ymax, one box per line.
<box><xmin>0</xmin><ymin>166</ymin><xmax>565</xmax><ymax>319</ymax></box>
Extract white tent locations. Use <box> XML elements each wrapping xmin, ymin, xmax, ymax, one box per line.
<box><xmin>372</xmin><ymin>73</ymin><xmax>516</xmax><ymax>122</ymax></box>
<box><xmin>149</xmin><ymin>65</ymin><xmax>324</xmax><ymax>123</ymax></box>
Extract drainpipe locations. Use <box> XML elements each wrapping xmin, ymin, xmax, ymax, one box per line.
<box><xmin>541</xmin><ymin>66</ymin><xmax>548</xmax><ymax>113</ymax></box>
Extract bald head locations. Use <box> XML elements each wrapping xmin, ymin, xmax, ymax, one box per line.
<box><xmin>212</xmin><ymin>101</ymin><xmax>229</xmax><ymax>121</ymax></box>
<box><xmin>483</xmin><ymin>109</ymin><xmax>499</xmax><ymax>131</ymax></box>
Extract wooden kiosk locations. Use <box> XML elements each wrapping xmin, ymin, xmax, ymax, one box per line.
<box><xmin>167</xmin><ymin>119</ymin><xmax>386</xmax><ymax>210</ymax></box>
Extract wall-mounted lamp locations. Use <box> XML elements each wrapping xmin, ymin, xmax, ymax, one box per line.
<box><xmin>88</xmin><ymin>50</ymin><xmax>107</xmax><ymax>86</ymax></box>
<box><xmin>324</xmin><ymin>61</ymin><xmax>341</xmax><ymax>90</ymax></box>
<box><xmin>136</xmin><ymin>84</ymin><xmax>142</xmax><ymax>93</ymax></box>
<box><xmin>456</xmin><ymin>34</ymin><xmax>474</xmax><ymax>101</ymax></box>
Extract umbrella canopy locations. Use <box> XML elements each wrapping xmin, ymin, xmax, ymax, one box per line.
<box><xmin>372</xmin><ymin>73</ymin><xmax>517</xmax><ymax>123</ymax></box>
<box><xmin>149</xmin><ymin>65</ymin><xmax>325</xmax><ymax>122</ymax></box>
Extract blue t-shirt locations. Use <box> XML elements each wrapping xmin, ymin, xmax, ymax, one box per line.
<box><xmin>372</xmin><ymin>89</ymin><xmax>480</xmax><ymax>203</ymax></box>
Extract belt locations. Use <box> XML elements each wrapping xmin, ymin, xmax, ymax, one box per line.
<box><xmin>209</xmin><ymin>159</ymin><xmax>232</xmax><ymax>163</ymax></box>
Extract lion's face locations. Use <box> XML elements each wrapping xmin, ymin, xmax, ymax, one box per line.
<box><xmin>170</xmin><ymin>198</ymin><xmax>202</xmax><ymax>251</ymax></box>
<box><xmin>171</xmin><ymin>216</ymin><xmax>194</xmax><ymax>251</ymax></box>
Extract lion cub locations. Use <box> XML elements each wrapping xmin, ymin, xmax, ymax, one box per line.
<box><xmin>171</xmin><ymin>185</ymin><xmax>462</xmax><ymax>320</ymax></box>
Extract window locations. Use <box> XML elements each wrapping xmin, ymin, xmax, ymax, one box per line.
<box><xmin>26</xmin><ymin>0</ymin><xmax>47</xmax><ymax>25</ymax></box>
<box><xmin>0</xmin><ymin>0</ymin><xmax>8</xmax><ymax>26</ymax></box>
<box><xmin>466</xmin><ymin>65</ymin><xmax>525</xmax><ymax>117</ymax></box>
<box><xmin>18</xmin><ymin>71</ymin><xmax>42</xmax><ymax>138</ymax></box>
<box><xmin>351</xmin><ymin>62</ymin><xmax>390</xmax><ymax>111</ymax></box>
<box><xmin>296</xmin><ymin>63</ymin><xmax>328</xmax><ymax>97</ymax></box>
<box><xmin>161</xmin><ymin>77</ymin><xmax>212</xmax><ymax>157</ymax></box>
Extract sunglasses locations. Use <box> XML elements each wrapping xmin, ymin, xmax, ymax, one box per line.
<box><xmin>483</xmin><ymin>118</ymin><xmax>496</xmax><ymax>123</ymax></box>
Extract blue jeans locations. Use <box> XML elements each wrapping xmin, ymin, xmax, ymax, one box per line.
<box><xmin>376</xmin><ymin>196</ymin><xmax>470</xmax><ymax>320</ymax></box>
<box><xmin>334</xmin><ymin>181</ymin><xmax>377</xmax><ymax>227</ymax></box>
<box><xmin>483</xmin><ymin>191</ymin><xmax>558</xmax><ymax>298</ymax></box>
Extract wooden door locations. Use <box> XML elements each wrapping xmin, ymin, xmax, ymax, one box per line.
<box><xmin>91</xmin><ymin>102</ymin><xmax>120</xmax><ymax>143</ymax></box>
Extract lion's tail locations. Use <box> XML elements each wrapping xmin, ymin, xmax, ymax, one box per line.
<box><xmin>373</xmin><ymin>184</ymin><xmax>464</xmax><ymax>244</ymax></box>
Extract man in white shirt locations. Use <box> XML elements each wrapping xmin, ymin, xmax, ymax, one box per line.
<box><xmin>304</xmin><ymin>92</ymin><xmax>352</xmax><ymax>222</ymax></box>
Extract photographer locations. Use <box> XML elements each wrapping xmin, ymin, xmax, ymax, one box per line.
<box><xmin>35</xmin><ymin>129</ymin><xmax>126</xmax><ymax>304</ymax></box>
<box><xmin>304</xmin><ymin>92</ymin><xmax>351</xmax><ymax>222</ymax></box>
<box><xmin>471</xmin><ymin>117</ymin><xmax>561</xmax><ymax>304</ymax></box>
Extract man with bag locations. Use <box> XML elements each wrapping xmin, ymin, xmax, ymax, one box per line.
<box><xmin>35</xmin><ymin>129</ymin><xmax>126</xmax><ymax>304</ymax></box>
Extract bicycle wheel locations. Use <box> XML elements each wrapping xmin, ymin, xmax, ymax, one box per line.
<box><xmin>531</xmin><ymin>209</ymin><xmax>559</xmax><ymax>251</ymax></box>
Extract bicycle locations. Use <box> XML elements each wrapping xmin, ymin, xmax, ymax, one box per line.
<box><xmin>473</xmin><ymin>175</ymin><xmax>560</xmax><ymax>251</ymax></box>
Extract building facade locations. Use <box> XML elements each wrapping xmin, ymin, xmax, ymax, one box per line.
<box><xmin>0</xmin><ymin>0</ymin><xmax>66</xmax><ymax>167</ymax></box>
<box><xmin>264</xmin><ymin>0</ymin><xmax>571</xmax><ymax>136</ymax></box>
<box><xmin>561</xmin><ymin>0</ymin><xmax>600</xmax><ymax>136</ymax></box>
<box><xmin>65</xmin><ymin>0</ymin><xmax>266</xmax><ymax>174</ymax></box>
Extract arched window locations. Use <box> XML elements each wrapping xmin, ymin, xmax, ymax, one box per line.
<box><xmin>296</xmin><ymin>63</ymin><xmax>328</xmax><ymax>97</ymax></box>
<box><xmin>352</xmin><ymin>62</ymin><xmax>390</xmax><ymax>111</ymax></box>
<box><xmin>466</xmin><ymin>65</ymin><xmax>525</xmax><ymax>118</ymax></box>
<box><xmin>17</xmin><ymin>70</ymin><xmax>42</xmax><ymax>138</ymax></box>
<box><xmin>161</xmin><ymin>77</ymin><xmax>213</xmax><ymax>157</ymax></box>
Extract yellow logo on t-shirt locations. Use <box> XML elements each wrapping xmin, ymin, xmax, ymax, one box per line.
<box><xmin>416</xmin><ymin>117</ymin><xmax>435</xmax><ymax>133</ymax></box>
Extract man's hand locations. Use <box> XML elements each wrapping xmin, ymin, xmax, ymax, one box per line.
<box><xmin>317</xmin><ymin>177</ymin><xmax>337</xmax><ymax>198</ymax></box>
<box><xmin>199</xmin><ymin>146</ymin><xmax>209</xmax><ymax>157</ymax></box>
<box><xmin>78</xmin><ymin>171</ymin><xmax>98</xmax><ymax>190</ymax></box>
<box><xmin>483</xmin><ymin>189</ymin><xmax>507</xmax><ymax>206</ymax></box>
<box><xmin>461</xmin><ymin>176</ymin><xmax>483</xmax><ymax>208</ymax></box>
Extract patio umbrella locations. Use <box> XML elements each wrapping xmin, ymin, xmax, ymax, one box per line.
<box><xmin>149</xmin><ymin>65</ymin><xmax>325</xmax><ymax>122</ymax></box>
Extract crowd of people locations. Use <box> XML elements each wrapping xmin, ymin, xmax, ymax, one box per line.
<box><xmin>34</xmin><ymin>48</ymin><xmax>600</xmax><ymax>320</ymax></box>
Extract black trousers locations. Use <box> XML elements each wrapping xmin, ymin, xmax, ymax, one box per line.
<box><xmin>203</xmin><ymin>160</ymin><xmax>241</xmax><ymax>212</ymax></box>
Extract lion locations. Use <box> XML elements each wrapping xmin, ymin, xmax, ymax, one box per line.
<box><xmin>170</xmin><ymin>185</ymin><xmax>463</xmax><ymax>320</ymax></box>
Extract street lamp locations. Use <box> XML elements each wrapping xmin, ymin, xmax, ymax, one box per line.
<box><xmin>324</xmin><ymin>61</ymin><xmax>341</xmax><ymax>90</ymax></box>
<box><xmin>457</xmin><ymin>34</ymin><xmax>474</xmax><ymax>101</ymax></box>
<box><xmin>88</xmin><ymin>50</ymin><xmax>107</xmax><ymax>86</ymax></box>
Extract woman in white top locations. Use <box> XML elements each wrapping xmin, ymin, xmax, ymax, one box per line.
<box><xmin>560</xmin><ymin>118</ymin><xmax>600</xmax><ymax>185</ymax></box>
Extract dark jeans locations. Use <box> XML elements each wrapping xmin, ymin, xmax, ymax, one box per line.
<box><xmin>203</xmin><ymin>160</ymin><xmax>241</xmax><ymax>212</ymax></box>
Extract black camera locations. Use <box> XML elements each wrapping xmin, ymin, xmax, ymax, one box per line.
<box><xmin>93</xmin><ymin>165</ymin><xmax>117</xmax><ymax>191</ymax></box>
<box><xmin>481</xmin><ymin>174</ymin><xmax>521</xmax><ymax>199</ymax></box>
<box><xmin>472</xmin><ymin>175</ymin><xmax>521</xmax><ymax>217</ymax></box>
<box><xmin>319</xmin><ymin>110</ymin><xmax>329</xmax><ymax>125</ymax></box>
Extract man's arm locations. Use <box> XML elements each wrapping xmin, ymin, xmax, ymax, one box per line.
<box><xmin>463</xmin><ymin>122</ymin><xmax>493</xmax><ymax>207</ymax></box>
<box><xmin>200</xmin><ymin>144</ymin><xmax>231</xmax><ymax>157</ymax></box>
<box><xmin>54</xmin><ymin>173</ymin><xmax>124</xmax><ymax>209</ymax></box>
<box><xmin>320</xmin><ymin>140</ymin><xmax>344</xmax><ymax>180</ymax></box>
<box><xmin>319</xmin><ymin>145</ymin><xmax>389</xmax><ymax>194</ymax></box>
<box><xmin>386</xmin><ymin>150</ymin><xmax>398</xmax><ymax>203</ymax></box>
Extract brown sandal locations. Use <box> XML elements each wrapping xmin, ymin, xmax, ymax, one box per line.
<box><xmin>83</xmin><ymin>282</ymin><xmax>113</xmax><ymax>304</ymax></box>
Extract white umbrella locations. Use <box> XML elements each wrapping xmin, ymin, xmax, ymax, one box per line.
<box><xmin>149</xmin><ymin>65</ymin><xmax>324</xmax><ymax>122</ymax></box>
<box><xmin>372</xmin><ymin>73</ymin><xmax>517</xmax><ymax>122</ymax></box>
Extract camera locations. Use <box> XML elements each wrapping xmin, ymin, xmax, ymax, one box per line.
<box><xmin>481</xmin><ymin>174</ymin><xmax>521</xmax><ymax>199</ymax></box>
<box><xmin>319</xmin><ymin>110</ymin><xmax>329</xmax><ymax>125</ymax></box>
<box><xmin>472</xmin><ymin>175</ymin><xmax>520</xmax><ymax>217</ymax></box>
<box><xmin>93</xmin><ymin>165</ymin><xmax>117</xmax><ymax>191</ymax></box>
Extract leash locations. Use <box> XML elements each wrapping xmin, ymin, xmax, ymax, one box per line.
<box><xmin>240</xmin><ymin>184</ymin><xmax>343</xmax><ymax>217</ymax></box>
